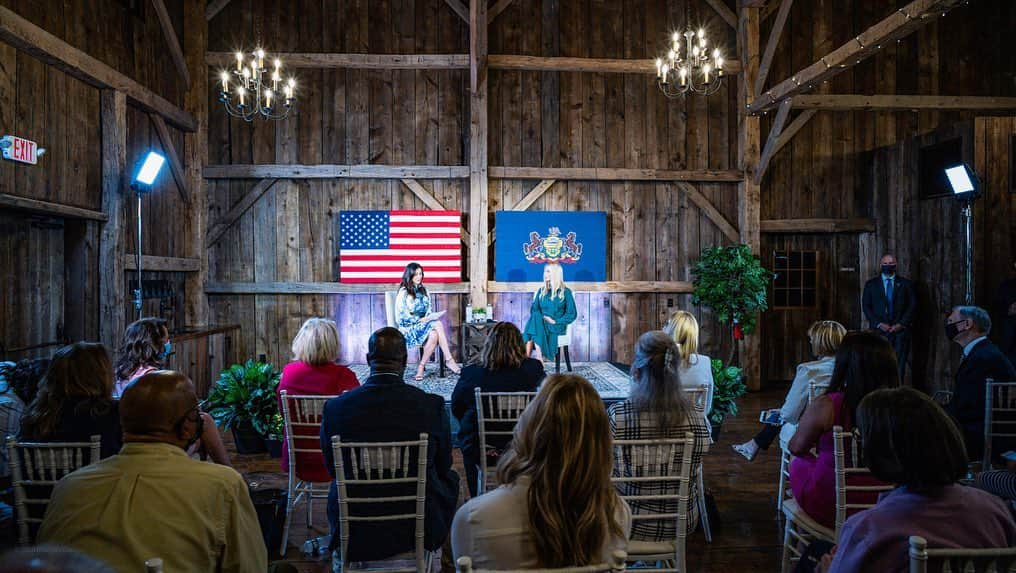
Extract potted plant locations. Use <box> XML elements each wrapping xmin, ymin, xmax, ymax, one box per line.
<box><xmin>264</xmin><ymin>413</ymin><xmax>284</xmax><ymax>459</ymax></box>
<box><xmin>205</xmin><ymin>359</ymin><xmax>281</xmax><ymax>454</ymax></box>
<box><xmin>692</xmin><ymin>244</ymin><xmax>774</xmax><ymax>365</ymax></box>
<box><xmin>708</xmin><ymin>358</ymin><xmax>746</xmax><ymax>442</ymax></box>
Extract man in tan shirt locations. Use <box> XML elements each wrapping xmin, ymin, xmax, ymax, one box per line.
<box><xmin>38</xmin><ymin>371</ymin><xmax>267</xmax><ymax>573</ymax></box>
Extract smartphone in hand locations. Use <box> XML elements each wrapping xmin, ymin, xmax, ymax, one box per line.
<box><xmin>758</xmin><ymin>409</ymin><xmax>781</xmax><ymax>425</ymax></box>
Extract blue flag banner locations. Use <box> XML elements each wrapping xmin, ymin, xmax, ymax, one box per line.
<box><xmin>494</xmin><ymin>211</ymin><xmax>607</xmax><ymax>282</ymax></box>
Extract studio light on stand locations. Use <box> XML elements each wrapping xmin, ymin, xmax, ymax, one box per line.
<box><xmin>130</xmin><ymin>151</ymin><xmax>167</xmax><ymax>318</ymax></box>
<box><xmin>944</xmin><ymin>163</ymin><xmax>980</xmax><ymax>305</ymax></box>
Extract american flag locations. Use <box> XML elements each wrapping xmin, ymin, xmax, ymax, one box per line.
<box><xmin>339</xmin><ymin>210</ymin><xmax>462</xmax><ymax>283</ymax></box>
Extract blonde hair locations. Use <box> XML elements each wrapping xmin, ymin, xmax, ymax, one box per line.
<box><xmin>291</xmin><ymin>318</ymin><xmax>340</xmax><ymax>365</ymax></box>
<box><xmin>538</xmin><ymin>263</ymin><xmax>566</xmax><ymax>300</ymax></box>
<box><xmin>664</xmin><ymin>310</ymin><xmax>700</xmax><ymax>368</ymax></box>
<box><xmin>496</xmin><ymin>374</ymin><xmax>624</xmax><ymax>567</ymax></box>
<box><xmin>808</xmin><ymin>320</ymin><xmax>846</xmax><ymax>357</ymax></box>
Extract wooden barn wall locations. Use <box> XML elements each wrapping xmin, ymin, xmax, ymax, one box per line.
<box><xmin>206</xmin><ymin>0</ymin><xmax>740</xmax><ymax>367</ymax></box>
<box><xmin>759</xmin><ymin>0</ymin><xmax>1016</xmax><ymax>384</ymax></box>
<box><xmin>0</xmin><ymin>0</ymin><xmax>196</xmax><ymax>359</ymax></box>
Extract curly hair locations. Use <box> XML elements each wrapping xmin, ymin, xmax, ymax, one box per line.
<box><xmin>478</xmin><ymin>322</ymin><xmax>527</xmax><ymax>370</ymax></box>
<box><xmin>114</xmin><ymin>318</ymin><xmax>168</xmax><ymax>381</ymax></box>
<box><xmin>20</xmin><ymin>343</ymin><xmax>114</xmax><ymax>440</ymax></box>
<box><xmin>0</xmin><ymin>358</ymin><xmax>50</xmax><ymax>405</ymax></box>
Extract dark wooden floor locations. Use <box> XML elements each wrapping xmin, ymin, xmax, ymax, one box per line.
<box><xmin>235</xmin><ymin>385</ymin><xmax>788</xmax><ymax>572</ymax></box>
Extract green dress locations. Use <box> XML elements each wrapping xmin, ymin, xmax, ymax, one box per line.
<box><xmin>522</xmin><ymin>287</ymin><xmax>577</xmax><ymax>359</ymax></box>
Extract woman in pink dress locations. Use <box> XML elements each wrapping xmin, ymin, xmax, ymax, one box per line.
<box><xmin>277</xmin><ymin>318</ymin><xmax>360</xmax><ymax>481</ymax></box>
<box><xmin>114</xmin><ymin>317</ymin><xmax>231</xmax><ymax>466</ymax></box>
<box><xmin>789</xmin><ymin>331</ymin><xmax>899</xmax><ymax>528</ymax></box>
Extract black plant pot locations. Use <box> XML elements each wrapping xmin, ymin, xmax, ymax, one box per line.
<box><xmin>231</xmin><ymin>422</ymin><xmax>267</xmax><ymax>454</ymax></box>
<box><xmin>265</xmin><ymin>437</ymin><xmax>283</xmax><ymax>458</ymax></box>
<box><xmin>709</xmin><ymin>418</ymin><xmax>724</xmax><ymax>443</ymax></box>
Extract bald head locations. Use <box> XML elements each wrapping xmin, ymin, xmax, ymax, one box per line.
<box><xmin>120</xmin><ymin>370</ymin><xmax>199</xmax><ymax>445</ymax></box>
<box><xmin>367</xmin><ymin>327</ymin><xmax>408</xmax><ymax>374</ymax></box>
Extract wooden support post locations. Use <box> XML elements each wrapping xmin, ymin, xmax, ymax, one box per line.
<box><xmin>754</xmin><ymin>97</ymin><xmax>793</xmax><ymax>185</ymax></box>
<box><xmin>149</xmin><ymin>114</ymin><xmax>191</xmax><ymax>204</ymax></box>
<box><xmin>400</xmin><ymin>179</ymin><xmax>471</xmax><ymax>243</ymax></box>
<box><xmin>468</xmin><ymin>0</ymin><xmax>489</xmax><ymax>310</ymax></box>
<box><xmin>183</xmin><ymin>0</ymin><xmax>208</xmax><ymax>327</ymax></box>
<box><xmin>738</xmin><ymin>4</ymin><xmax>762</xmax><ymax>391</ymax></box>
<box><xmin>676</xmin><ymin>182</ymin><xmax>740</xmax><ymax>243</ymax></box>
<box><xmin>770</xmin><ymin>109</ymin><xmax>816</xmax><ymax>158</ymax></box>
<box><xmin>755</xmin><ymin>0</ymin><xmax>793</xmax><ymax>96</ymax></box>
<box><xmin>205</xmin><ymin>0</ymin><xmax>231</xmax><ymax>21</ymax></box>
<box><xmin>445</xmin><ymin>0</ymin><xmax>469</xmax><ymax>23</ymax></box>
<box><xmin>99</xmin><ymin>90</ymin><xmax>127</xmax><ymax>349</ymax></box>
<box><xmin>150</xmin><ymin>0</ymin><xmax>190</xmax><ymax>88</ymax></box>
<box><xmin>206</xmin><ymin>179</ymin><xmax>277</xmax><ymax>248</ymax></box>
<box><xmin>790</xmin><ymin>94</ymin><xmax>1016</xmax><ymax>111</ymax></box>
<box><xmin>488</xmin><ymin>0</ymin><xmax>514</xmax><ymax>23</ymax></box>
<box><xmin>703</xmin><ymin>0</ymin><xmax>738</xmax><ymax>29</ymax></box>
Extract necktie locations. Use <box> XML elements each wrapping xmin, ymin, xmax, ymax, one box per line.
<box><xmin>885</xmin><ymin>278</ymin><xmax>894</xmax><ymax>317</ymax></box>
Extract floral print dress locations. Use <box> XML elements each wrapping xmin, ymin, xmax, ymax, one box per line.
<box><xmin>396</xmin><ymin>288</ymin><xmax>434</xmax><ymax>347</ymax></box>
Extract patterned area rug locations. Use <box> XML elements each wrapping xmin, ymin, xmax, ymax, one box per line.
<box><xmin>347</xmin><ymin>361</ymin><xmax>631</xmax><ymax>401</ymax></box>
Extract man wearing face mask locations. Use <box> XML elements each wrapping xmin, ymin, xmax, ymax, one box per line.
<box><xmin>943</xmin><ymin>306</ymin><xmax>1016</xmax><ymax>461</ymax></box>
<box><xmin>38</xmin><ymin>371</ymin><xmax>267</xmax><ymax>573</ymax></box>
<box><xmin>862</xmin><ymin>254</ymin><xmax>917</xmax><ymax>381</ymax></box>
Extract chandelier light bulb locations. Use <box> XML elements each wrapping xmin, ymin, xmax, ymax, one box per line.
<box><xmin>274</xmin><ymin>58</ymin><xmax>282</xmax><ymax>70</ymax></box>
<box><xmin>237</xmin><ymin>86</ymin><xmax>246</xmax><ymax>106</ymax></box>
<box><xmin>235</xmin><ymin>51</ymin><xmax>243</xmax><ymax>72</ymax></box>
<box><xmin>672</xmin><ymin>31</ymin><xmax>680</xmax><ymax>42</ymax></box>
<box><xmin>698</xmin><ymin>28</ymin><xmax>705</xmax><ymax>38</ymax></box>
<box><xmin>667</xmin><ymin>50</ymin><xmax>676</xmax><ymax>60</ymax></box>
<box><xmin>288</xmin><ymin>77</ymin><xmax>296</xmax><ymax>89</ymax></box>
<box><xmin>242</xmin><ymin>66</ymin><xmax>250</xmax><ymax>79</ymax></box>
<box><xmin>692</xmin><ymin>45</ymin><xmax>700</xmax><ymax>57</ymax></box>
<box><xmin>220</xmin><ymin>71</ymin><xmax>229</xmax><ymax>92</ymax></box>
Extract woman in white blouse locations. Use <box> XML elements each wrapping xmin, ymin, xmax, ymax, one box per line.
<box><xmin>732</xmin><ymin>320</ymin><xmax>846</xmax><ymax>461</ymax></box>
<box><xmin>451</xmin><ymin>373</ymin><xmax>631</xmax><ymax>569</ymax></box>
<box><xmin>664</xmin><ymin>311</ymin><xmax>714</xmax><ymax>415</ymax></box>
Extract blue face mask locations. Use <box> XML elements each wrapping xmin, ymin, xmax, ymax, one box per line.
<box><xmin>158</xmin><ymin>341</ymin><xmax>173</xmax><ymax>361</ymax></box>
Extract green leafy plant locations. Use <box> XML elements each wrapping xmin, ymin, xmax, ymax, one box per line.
<box><xmin>266</xmin><ymin>412</ymin><xmax>284</xmax><ymax>440</ymax></box>
<box><xmin>692</xmin><ymin>244</ymin><xmax>774</xmax><ymax>336</ymax></box>
<box><xmin>204</xmin><ymin>359</ymin><xmax>281</xmax><ymax>436</ymax></box>
<box><xmin>708</xmin><ymin>358</ymin><xmax>746</xmax><ymax>426</ymax></box>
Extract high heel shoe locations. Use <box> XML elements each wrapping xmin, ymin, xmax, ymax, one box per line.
<box><xmin>447</xmin><ymin>361</ymin><xmax>461</xmax><ymax>375</ymax></box>
<box><xmin>414</xmin><ymin>365</ymin><xmax>425</xmax><ymax>381</ymax></box>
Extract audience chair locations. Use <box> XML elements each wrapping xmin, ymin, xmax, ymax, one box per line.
<box><xmin>330</xmin><ymin>433</ymin><xmax>432</xmax><ymax>573</ymax></box>
<box><xmin>455</xmin><ymin>550</ymin><xmax>628</xmax><ymax>573</ymax></box>
<box><xmin>779</xmin><ymin>426</ymin><xmax>893</xmax><ymax>573</ymax></box>
<box><xmin>384</xmin><ymin>291</ymin><xmax>446</xmax><ymax>378</ymax></box>
<box><xmin>908</xmin><ymin>535</ymin><xmax>1016</xmax><ymax>573</ymax></box>
<box><xmin>8</xmin><ymin>434</ymin><xmax>101</xmax><ymax>546</ymax></box>
<box><xmin>775</xmin><ymin>380</ymin><xmax>831</xmax><ymax>514</ymax></box>
<box><xmin>682</xmin><ymin>385</ymin><xmax>712</xmax><ymax>543</ymax></box>
<box><xmin>612</xmin><ymin>435</ymin><xmax>696</xmax><ymax>573</ymax></box>
<box><xmin>555</xmin><ymin>323</ymin><xmax>573</xmax><ymax>373</ymax></box>
<box><xmin>982</xmin><ymin>380</ymin><xmax>1016</xmax><ymax>470</ymax></box>
<box><xmin>474</xmin><ymin>390</ymin><xmax>538</xmax><ymax>495</ymax></box>
<box><xmin>279</xmin><ymin>391</ymin><xmax>339</xmax><ymax>556</ymax></box>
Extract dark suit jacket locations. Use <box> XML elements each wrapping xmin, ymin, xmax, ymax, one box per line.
<box><xmin>450</xmin><ymin>358</ymin><xmax>545</xmax><ymax>463</ymax></box>
<box><xmin>320</xmin><ymin>374</ymin><xmax>459</xmax><ymax>560</ymax></box>
<box><xmin>862</xmin><ymin>275</ymin><xmax>917</xmax><ymax>330</ymax></box>
<box><xmin>947</xmin><ymin>338</ymin><xmax>1016</xmax><ymax>459</ymax></box>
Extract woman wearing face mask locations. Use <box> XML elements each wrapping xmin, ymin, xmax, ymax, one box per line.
<box><xmin>114</xmin><ymin>318</ymin><xmax>231</xmax><ymax>466</ymax></box>
<box><xmin>522</xmin><ymin>264</ymin><xmax>577</xmax><ymax>362</ymax></box>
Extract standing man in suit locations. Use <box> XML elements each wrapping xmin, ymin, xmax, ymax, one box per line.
<box><xmin>320</xmin><ymin>327</ymin><xmax>459</xmax><ymax>563</ymax></box>
<box><xmin>862</xmin><ymin>253</ymin><xmax>917</xmax><ymax>381</ymax></box>
<box><xmin>944</xmin><ymin>306</ymin><xmax>1016</xmax><ymax>461</ymax></box>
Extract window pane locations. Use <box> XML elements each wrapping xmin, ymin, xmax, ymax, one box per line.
<box><xmin>788</xmin><ymin>290</ymin><xmax>802</xmax><ymax>307</ymax></box>
<box><xmin>774</xmin><ymin>271</ymin><xmax>787</xmax><ymax>288</ymax></box>
<box><xmin>803</xmin><ymin>271</ymin><xmax>817</xmax><ymax>289</ymax></box>
<box><xmin>775</xmin><ymin>290</ymin><xmax>788</xmax><ymax>307</ymax></box>
<box><xmin>803</xmin><ymin>289</ymin><xmax>816</xmax><ymax>307</ymax></box>
<box><xmin>790</xmin><ymin>251</ymin><xmax>802</xmax><ymax>268</ymax></box>
<box><xmin>789</xmin><ymin>270</ymin><xmax>802</xmax><ymax>288</ymax></box>
<box><xmin>803</xmin><ymin>251</ymin><xmax>816</xmax><ymax>268</ymax></box>
<box><xmin>774</xmin><ymin>252</ymin><xmax>788</xmax><ymax>269</ymax></box>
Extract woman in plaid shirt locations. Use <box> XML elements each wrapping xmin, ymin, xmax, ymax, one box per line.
<box><xmin>608</xmin><ymin>331</ymin><xmax>711</xmax><ymax>540</ymax></box>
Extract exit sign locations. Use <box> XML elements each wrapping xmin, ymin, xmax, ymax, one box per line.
<box><xmin>1</xmin><ymin>135</ymin><xmax>39</xmax><ymax>165</ymax></box>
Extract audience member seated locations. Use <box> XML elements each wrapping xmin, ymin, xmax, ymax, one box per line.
<box><xmin>20</xmin><ymin>343</ymin><xmax>122</xmax><ymax>460</ymax></box>
<box><xmin>0</xmin><ymin>544</ymin><xmax>116</xmax><ymax>572</ymax></box>
<box><xmin>0</xmin><ymin>359</ymin><xmax>48</xmax><ymax>481</ymax></box>
<box><xmin>664</xmin><ymin>311</ymin><xmax>715</xmax><ymax>416</ymax></box>
<box><xmin>452</xmin><ymin>373</ymin><xmax>631</xmax><ymax>569</ymax></box>
<box><xmin>975</xmin><ymin>462</ymin><xmax>1016</xmax><ymax>503</ymax></box>
<box><xmin>319</xmin><ymin>327</ymin><xmax>459</xmax><ymax>562</ymax></box>
<box><xmin>734</xmin><ymin>320</ymin><xmax>845</xmax><ymax>461</ymax></box>
<box><xmin>451</xmin><ymin>321</ymin><xmax>545</xmax><ymax>497</ymax></box>
<box><xmin>114</xmin><ymin>318</ymin><xmax>231</xmax><ymax>466</ymax></box>
<box><xmin>608</xmin><ymin>330</ymin><xmax>710</xmax><ymax>539</ymax></box>
<box><xmin>278</xmin><ymin>317</ymin><xmax>359</xmax><ymax>482</ymax></box>
<box><xmin>943</xmin><ymin>305</ymin><xmax>1016</xmax><ymax>461</ymax></box>
<box><xmin>820</xmin><ymin>387</ymin><xmax>1016</xmax><ymax>573</ymax></box>
<box><xmin>789</xmin><ymin>331</ymin><xmax>898</xmax><ymax>529</ymax></box>
<box><xmin>37</xmin><ymin>371</ymin><xmax>267</xmax><ymax>573</ymax></box>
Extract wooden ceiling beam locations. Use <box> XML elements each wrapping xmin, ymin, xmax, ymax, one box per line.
<box><xmin>0</xmin><ymin>193</ymin><xmax>107</xmax><ymax>221</ymax></box>
<box><xmin>444</xmin><ymin>0</ymin><xmax>470</xmax><ymax>23</ymax></box>
<box><xmin>748</xmin><ymin>0</ymin><xmax>965</xmax><ymax>114</ymax></box>
<box><xmin>207</xmin><ymin>52</ymin><xmax>469</xmax><ymax>69</ymax></box>
<box><xmin>150</xmin><ymin>0</ymin><xmax>190</xmax><ymax>88</ymax></box>
<box><xmin>754</xmin><ymin>98</ymin><xmax>793</xmax><ymax>184</ymax></box>
<box><xmin>149</xmin><ymin>114</ymin><xmax>191</xmax><ymax>205</ymax></box>
<box><xmin>770</xmin><ymin>109</ymin><xmax>816</xmax><ymax>158</ymax></box>
<box><xmin>203</xmin><ymin>164</ymin><xmax>470</xmax><ymax>179</ymax></box>
<box><xmin>791</xmin><ymin>95</ymin><xmax>1016</xmax><ymax>111</ymax></box>
<box><xmin>489</xmin><ymin>54</ymin><xmax>742</xmax><ymax>74</ymax></box>
<box><xmin>755</xmin><ymin>0</ymin><xmax>792</xmax><ymax>96</ymax></box>
<box><xmin>0</xmin><ymin>5</ymin><xmax>197</xmax><ymax>131</ymax></box>
<box><xmin>205</xmin><ymin>0</ymin><xmax>231</xmax><ymax>21</ymax></box>
<box><xmin>761</xmin><ymin>218</ymin><xmax>876</xmax><ymax>233</ymax></box>
<box><xmin>490</xmin><ymin>166</ymin><xmax>743</xmax><ymax>182</ymax></box>
<box><xmin>704</xmin><ymin>0</ymin><xmax>737</xmax><ymax>29</ymax></box>
<box><xmin>123</xmin><ymin>254</ymin><xmax>201</xmax><ymax>272</ymax></box>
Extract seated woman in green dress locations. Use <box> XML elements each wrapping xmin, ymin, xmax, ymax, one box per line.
<box><xmin>523</xmin><ymin>264</ymin><xmax>577</xmax><ymax>361</ymax></box>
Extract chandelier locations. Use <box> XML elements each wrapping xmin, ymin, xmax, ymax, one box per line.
<box><xmin>218</xmin><ymin>49</ymin><xmax>296</xmax><ymax>121</ymax></box>
<box><xmin>655</xmin><ymin>19</ymin><xmax>726</xmax><ymax>97</ymax></box>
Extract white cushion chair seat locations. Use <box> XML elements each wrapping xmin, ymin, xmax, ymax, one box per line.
<box><xmin>780</xmin><ymin>498</ymin><xmax>834</xmax><ymax>542</ymax></box>
<box><xmin>626</xmin><ymin>539</ymin><xmax>679</xmax><ymax>560</ymax></box>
